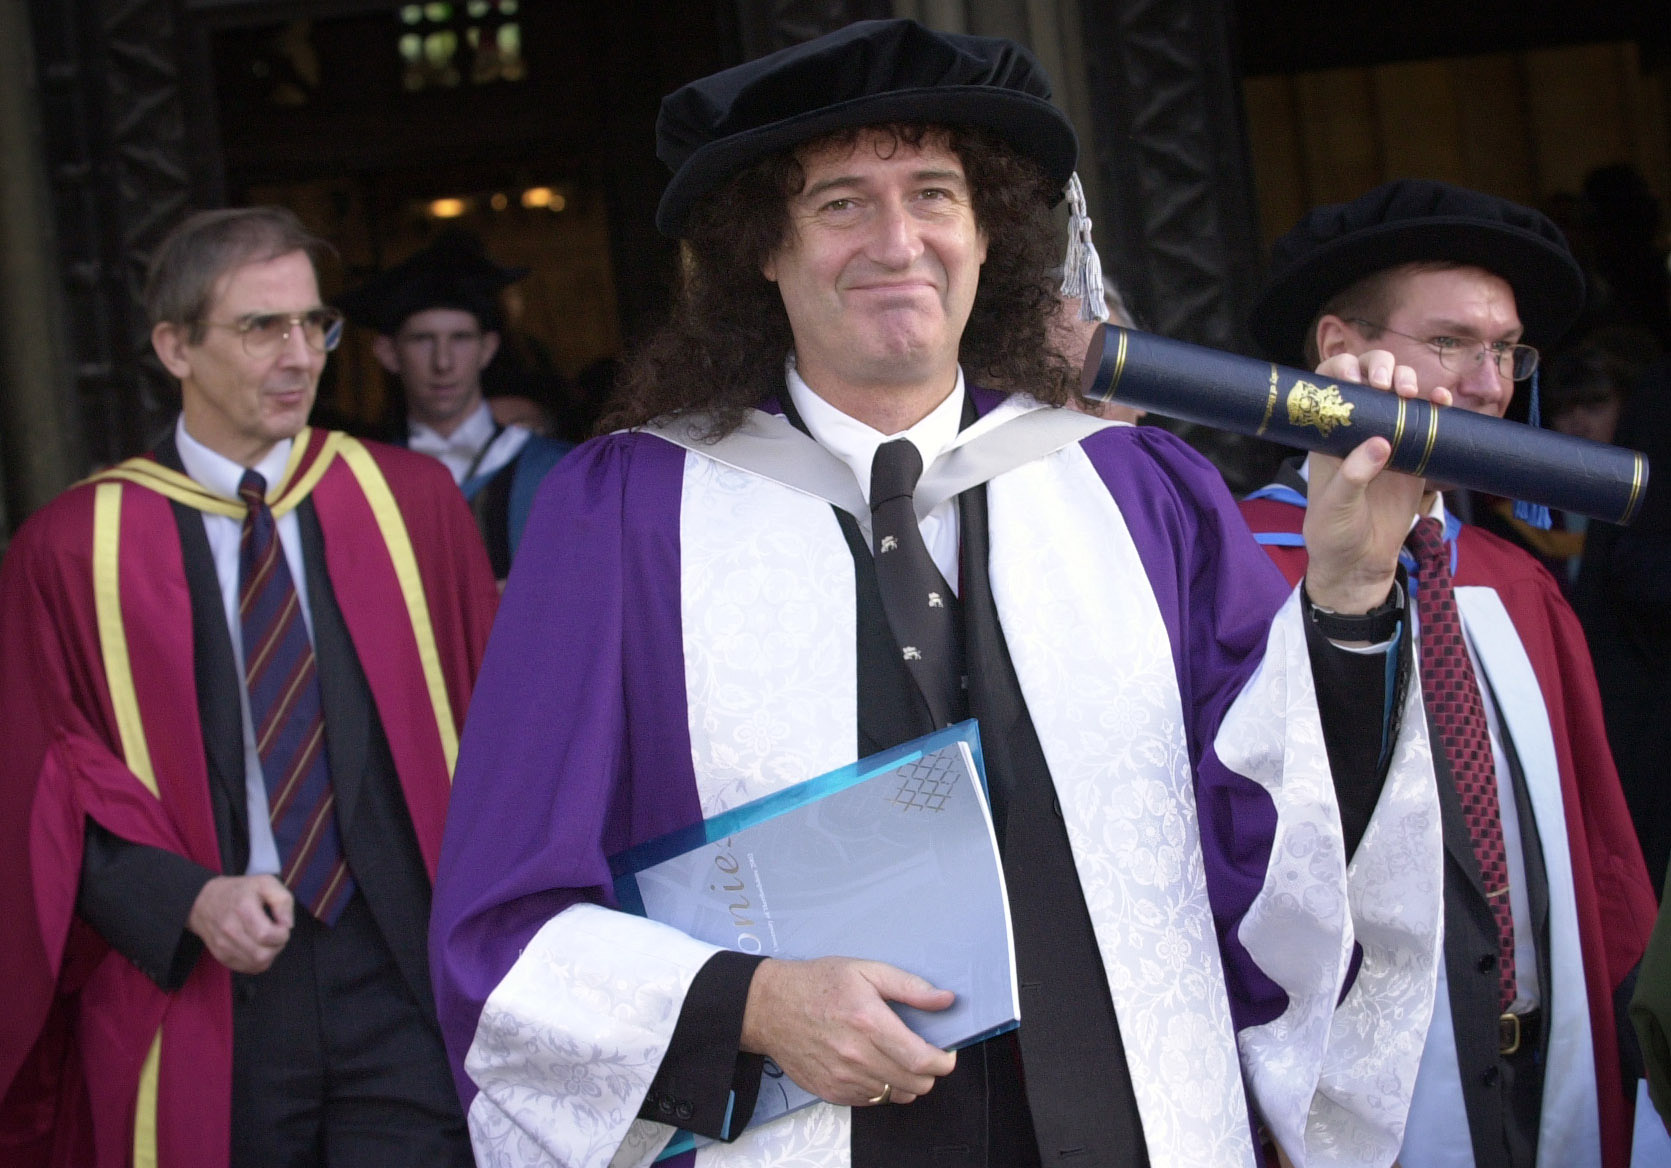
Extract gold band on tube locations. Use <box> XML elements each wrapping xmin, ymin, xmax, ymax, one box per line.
<box><xmin>1620</xmin><ymin>453</ymin><xmax>1647</xmax><ymax>525</ymax></box>
<box><xmin>1412</xmin><ymin>402</ymin><xmax>1440</xmax><ymax>478</ymax></box>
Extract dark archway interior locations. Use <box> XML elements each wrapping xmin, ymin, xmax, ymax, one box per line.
<box><xmin>207</xmin><ymin>2</ymin><xmax>730</xmax><ymax>441</ymax></box>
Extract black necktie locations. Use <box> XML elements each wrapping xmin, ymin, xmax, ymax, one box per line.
<box><xmin>869</xmin><ymin>439</ymin><xmax>964</xmax><ymax>727</ymax></box>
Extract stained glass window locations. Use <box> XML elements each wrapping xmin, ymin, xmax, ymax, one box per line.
<box><xmin>398</xmin><ymin>1</ymin><xmax>523</xmax><ymax>91</ymax></box>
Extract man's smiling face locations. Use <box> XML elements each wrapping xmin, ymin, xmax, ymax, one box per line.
<box><xmin>763</xmin><ymin>128</ymin><xmax>988</xmax><ymax>401</ymax></box>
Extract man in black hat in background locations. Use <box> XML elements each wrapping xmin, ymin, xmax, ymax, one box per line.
<box><xmin>340</xmin><ymin>231</ymin><xmax>571</xmax><ymax>579</ymax></box>
<box><xmin>432</xmin><ymin>20</ymin><xmax>1451</xmax><ymax>1168</ymax></box>
<box><xmin>1241</xmin><ymin>179</ymin><xmax>1659</xmax><ymax>1168</ymax></box>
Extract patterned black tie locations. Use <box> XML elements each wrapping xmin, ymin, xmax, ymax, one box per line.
<box><xmin>869</xmin><ymin>439</ymin><xmax>964</xmax><ymax>727</ymax></box>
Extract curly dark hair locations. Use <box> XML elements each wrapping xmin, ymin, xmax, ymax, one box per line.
<box><xmin>603</xmin><ymin>124</ymin><xmax>1077</xmax><ymax>437</ymax></box>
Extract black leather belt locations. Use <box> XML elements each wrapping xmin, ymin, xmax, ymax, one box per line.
<box><xmin>1499</xmin><ymin>1008</ymin><xmax>1542</xmax><ymax>1056</ymax></box>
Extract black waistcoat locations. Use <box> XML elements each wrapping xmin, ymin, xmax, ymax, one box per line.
<box><xmin>468</xmin><ymin>457</ymin><xmax>517</xmax><ymax>579</ymax></box>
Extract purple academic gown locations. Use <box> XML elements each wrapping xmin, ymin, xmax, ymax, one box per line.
<box><xmin>430</xmin><ymin>391</ymin><xmax>1342</xmax><ymax>1167</ymax></box>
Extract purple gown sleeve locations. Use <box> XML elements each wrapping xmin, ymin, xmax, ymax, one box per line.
<box><xmin>429</xmin><ymin>432</ymin><xmax>707</xmax><ymax>1107</ymax></box>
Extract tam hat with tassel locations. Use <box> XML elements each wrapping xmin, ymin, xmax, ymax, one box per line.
<box><xmin>652</xmin><ymin>18</ymin><xmax>1106</xmax><ymax>321</ymax></box>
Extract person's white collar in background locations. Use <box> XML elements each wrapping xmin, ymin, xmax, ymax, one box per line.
<box><xmin>786</xmin><ymin>359</ymin><xmax>966</xmax><ymax>504</ymax></box>
<box><xmin>410</xmin><ymin>399</ymin><xmax>494</xmax><ymax>460</ymax></box>
<box><xmin>1421</xmin><ymin>490</ymin><xmax>1448</xmax><ymax>526</ymax></box>
<box><xmin>409</xmin><ymin>401</ymin><xmax>529</xmax><ymax>485</ymax></box>
<box><xmin>176</xmin><ymin>415</ymin><xmax>293</xmax><ymax>496</ymax></box>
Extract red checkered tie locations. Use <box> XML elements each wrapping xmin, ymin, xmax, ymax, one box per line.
<box><xmin>238</xmin><ymin>470</ymin><xmax>355</xmax><ymax>924</ymax></box>
<box><xmin>1407</xmin><ymin>516</ymin><xmax>1514</xmax><ymax>1008</ymax></box>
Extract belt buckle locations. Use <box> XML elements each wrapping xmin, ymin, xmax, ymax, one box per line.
<box><xmin>1498</xmin><ymin>1012</ymin><xmax>1521</xmax><ymax>1056</ymax></box>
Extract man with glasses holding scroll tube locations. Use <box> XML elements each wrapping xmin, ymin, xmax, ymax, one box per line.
<box><xmin>1240</xmin><ymin>179</ymin><xmax>1659</xmax><ymax>1168</ymax></box>
<box><xmin>0</xmin><ymin>206</ymin><xmax>498</xmax><ymax>1167</ymax></box>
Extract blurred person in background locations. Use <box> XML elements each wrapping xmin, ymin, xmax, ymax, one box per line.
<box><xmin>1575</xmin><ymin>343</ymin><xmax>1671</xmax><ymax>893</ymax></box>
<box><xmin>1054</xmin><ymin>268</ymin><xmax>1145</xmax><ymax>425</ymax></box>
<box><xmin>340</xmin><ymin>229</ymin><xmax>571</xmax><ymax>580</ymax></box>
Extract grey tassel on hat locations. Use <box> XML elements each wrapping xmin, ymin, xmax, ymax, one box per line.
<box><xmin>1059</xmin><ymin>174</ymin><xmax>1108</xmax><ymax>323</ymax></box>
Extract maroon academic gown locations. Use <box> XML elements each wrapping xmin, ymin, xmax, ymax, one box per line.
<box><xmin>1240</xmin><ymin>492</ymin><xmax>1657</xmax><ymax>1168</ymax></box>
<box><xmin>0</xmin><ymin>429</ymin><xmax>498</xmax><ymax>1168</ymax></box>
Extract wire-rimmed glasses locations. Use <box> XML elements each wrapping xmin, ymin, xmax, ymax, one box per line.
<box><xmin>1348</xmin><ymin>318</ymin><xmax>1538</xmax><ymax>380</ymax></box>
<box><xmin>200</xmin><ymin>308</ymin><xmax>345</xmax><ymax>359</ymax></box>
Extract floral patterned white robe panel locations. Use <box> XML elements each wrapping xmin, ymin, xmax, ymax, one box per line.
<box><xmin>1230</xmin><ymin>608</ymin><xmax>1443</xmax><ymax>1167</ymax></box>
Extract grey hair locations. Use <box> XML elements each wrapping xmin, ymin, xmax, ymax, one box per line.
<box><xmin>144</xmin><ymin>206</ymin><xmax>333</xmax><ymax>342</ymax></box>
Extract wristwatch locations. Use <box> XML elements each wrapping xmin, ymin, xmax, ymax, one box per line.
<box><xmin>1302</xmin><ymin>580</ymin><xmax>1404</xmax><ymax>643</ymax></box>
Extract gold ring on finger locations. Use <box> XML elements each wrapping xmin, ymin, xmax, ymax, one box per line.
<box><xmin>865</xmin><ymin>1083</ymin><xmax>892</xmax><ymax>1106</ymax></box>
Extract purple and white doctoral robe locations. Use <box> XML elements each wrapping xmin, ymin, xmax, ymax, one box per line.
<box><xmin>430</xmin><ymin>392</ymin><xmax>1444</xmax><ymax>1168</ymax></box>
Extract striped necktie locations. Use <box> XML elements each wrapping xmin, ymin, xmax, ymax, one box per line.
<box><xmin>870</xmin><ymin>438</ymin><xmax>965</xmax><ymax>728</ymax></box>
<box><xmin>1408</xmin><ymin>516</ymin><xmax>1515</xmax><ymax>1008</ymax></box>
<box><xmin>238</xmin><ymin>469</ymin><xmax>355</xmax><ymax>924</ymax></box>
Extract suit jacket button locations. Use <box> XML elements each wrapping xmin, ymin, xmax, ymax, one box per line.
<box><xmin>1482</xmin><ymin>1066</ymin><xmax>1500</xmax><ymax>1087</ymax></box>
<box><xmin>676</xmin><ymin>1102</ymin><xmax>694</xmax><ymax>1120</ymax></box>
<box><xmin>1478</xmin><ymin>953</ymin><xmax>1496</xmax><ymax>973</ymax></box>
<box><xmin>657</xmin><ymin>1096</ymin><xmax>675</xmax><ymax>1115</ymax></box>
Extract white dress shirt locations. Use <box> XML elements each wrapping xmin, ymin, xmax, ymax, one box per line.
<box><xmin>408</xmin><ymin>400</ymin><xmax>531</xmax><ymax>486</ymax></box>
<box><xmin>175</xmin><ymin>417</ymin><xmax>310</xmax><ymax>877</ymax></box>
<box><xmin>786</xmin><ymin>362</ymin><xmax>967</xmax><ymax>592</ymax></box>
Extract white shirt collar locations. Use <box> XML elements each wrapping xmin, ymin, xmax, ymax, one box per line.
<box><xmin>785</xmin><ymin>360</ymin><xmax>966</xmax><ymax>503</ymax></box>
<box><xmin>1421</xmin><ymin>490</ymin><xmax>1448</xmax><ymax>526</ymax></box>
<box><xmin>409</xmin><ymin>400</ymin><xmax>496</xmax><ymax>456</ymax></box>
<box><xmin>175</xmin><ymin>415</ymin><xmax>293</xmax><ymax>498</ymax></box>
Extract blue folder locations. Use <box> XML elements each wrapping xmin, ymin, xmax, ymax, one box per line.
<box><xmin>610</xmin><ymin>721</ymin><xmax>1019</xmax><ymax>1156</ymax></box>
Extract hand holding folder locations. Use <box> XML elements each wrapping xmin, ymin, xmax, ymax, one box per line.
<box><xmin>739</xmin><ymin>955</ymin><xmax>957</xmax><ymax>1108</ymax></box>
<box><xmin>610</xmin><ymin>722</ymin><xmax>1018</xmax><ymax>1152</ymax></box>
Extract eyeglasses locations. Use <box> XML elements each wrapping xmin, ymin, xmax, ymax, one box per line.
<box><xmin>1348</xmin><ymin>319</ymin><xmax>1538</xmax><ymax>380</ymax></box>
<box><xmin>200</xmin><ymin>308</ymin><xmax>344</xmax><ymax>359</ymax></box>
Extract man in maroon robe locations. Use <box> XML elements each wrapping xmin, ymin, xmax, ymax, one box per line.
<box><xmin>0</xmin><ymin>206</ymin><xmax>499</xmax><ymax>1167</ymax></box>
<box><xmin>1240</xmin><ymin>179</ymin><xmax>1659</xmax><ymax>1168</ymax></box>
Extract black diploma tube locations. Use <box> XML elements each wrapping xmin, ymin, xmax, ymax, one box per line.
<box><xmin>1081</xmin><ymin>324</ymin><xmax>1650</xmax><ymax>526</ymax></box>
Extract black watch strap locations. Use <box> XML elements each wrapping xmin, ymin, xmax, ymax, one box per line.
<box><xmin>1303</xmin><ymin>580</ymin><xmax>1404</xmax><ymax>643</ymax></box>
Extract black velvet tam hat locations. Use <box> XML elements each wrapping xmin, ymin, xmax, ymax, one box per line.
<box><xmin>1250</xmin><ymin>179</ymin><xmax>1585</xmax><ymax>366</ymax></box>
<box><xmin>337</xmin><ymin>230</ymin><xmax>528</xmax><ymax>336</ymax></box>
<box><xmin>653</xmin><ymin>18</ymin><xmax>1079</xmax><ymax>238</ymax></box>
